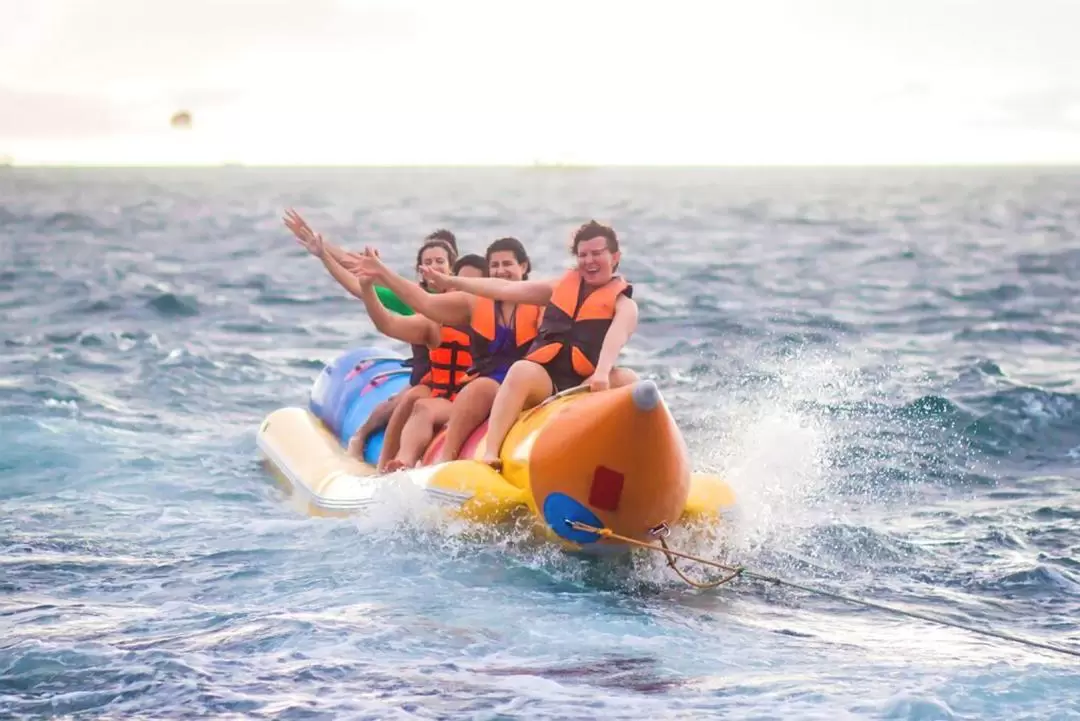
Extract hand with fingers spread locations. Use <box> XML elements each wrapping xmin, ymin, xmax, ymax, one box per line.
<box><xmin>283</xmin><ymin>208</ymin><xmax>325</xmax><ymax>258</ymax></box>
<box><xmin>340</xmin><ymin>252</ymin><xmax>365</xmax><ymax>274</ymax></box>
<box><xmin>350</xmin><ymin>246</ymin><xmax>388</xmax><ymax>283</ymax></box>
<box><xmin>419</xmin><ymin>264</ymin><xmax>456</xmax><ymax>292</ymax></box>
<box><xmin>340</xmin><ymin>245</ymin><xmax>379</xmax><ymax>269</ymax></box>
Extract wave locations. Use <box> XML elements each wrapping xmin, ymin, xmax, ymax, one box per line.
<box><xmin>146</xmin><ymin>292</ymin><xmax>199</xmax><ymax>318</ymax></box>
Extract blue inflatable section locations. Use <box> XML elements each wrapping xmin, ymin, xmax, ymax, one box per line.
<box><xmin>309</xmin><ymin>346</ymin><xmax>391</xmax><ymax>427</ymax></box>
<box><xmin>339</xmin><ymin>370</ymin><xmax>411</xmax><ymax>464</ymax></box>
<box><xmin>308</xmin><ymin>346</ymin><xmax>413</xmax><ymax>466</ymax></box>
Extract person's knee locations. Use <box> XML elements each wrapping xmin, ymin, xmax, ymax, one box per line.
<box><xmin>499</xmin><ymin>361</ymin><xmax>553</xmax><ymax>407</ymax></box>
<box><xmin>453</xmin><ymin>382</ymin><xmax>479</xmax><ymax>405</ymax></box>
<box><xmin>464</xmin><ymin>378</ymin><xmax>498</xmax><ymax>403</ymax></box>
<box><xmin>504</xmin><ymin>360</ymin><xmax>546</xmax><ymax>386</ymax></box>
<box><xmin>451</xmin><ymin>382</ymin><xmax>494</xmax><ymax>421</ymax></box>
<box><xmin>410</xmin><ymin>399</ymin><xmax>440</xmax><ymax>424</ymax></box>
<box><xmin>399</xmin><ymin>387</ymin><xmax>426</xmax><ymax>411</ymax></box>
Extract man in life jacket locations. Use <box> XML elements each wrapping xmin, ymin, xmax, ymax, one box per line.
<box><xmin>284</xmin><ymin>210</ymin><xmax>476</xmax><ymax>465</ymax></box>
<box><xmin>354</xmin><ymin>237</ymin><xmax>541</xmax><ymax>469</ymax></box>
<box><xmin>422</xmin><ymin>220</ymin><xmax>639</xmax><ymax>469</ymax></box>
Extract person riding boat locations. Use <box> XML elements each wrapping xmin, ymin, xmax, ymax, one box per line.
<box><xmin>283</xmin><ymin>210</ymin><xmax>470</xmax><ymax>461</ymax></box>
<box><xmin>346</xmin><ymin>243</ymin><xmax>486</xmax><ymax>460</ymax></box>
<box><xmin>354</xmin><ymin>237</ymin><xmax>540</xmax><ymax>470</ymax></box>
<box><xmin>452</xmin><ymin>253</ymin><xmax>487</xmax><ymax>277</ymax></box>
<box><xmin>419</xmin><ymin>220</ymin><xmax>639</xmax><ymax>470</ymax></box>
<box><xmin>338</xmin><ymin>228</ymin><xmax>459</xmax><ymax>317</ymax></box>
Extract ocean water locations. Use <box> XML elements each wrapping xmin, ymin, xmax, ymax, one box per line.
<box><xmin>1</xmin><ymin>166</ymin><xmax>1078</xmax><ymax>720</ymax></box>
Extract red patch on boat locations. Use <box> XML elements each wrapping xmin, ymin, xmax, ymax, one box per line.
<box><xmin>588</xmin><ymin>466</ymin><xmax>624</xmax><ymax>511</ymax></box>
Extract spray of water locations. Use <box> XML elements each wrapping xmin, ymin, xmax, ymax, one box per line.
<box><xmin>694</xmin><ymin>348</ymin><xmax>851</xmax><ymax>555</ymax></box>
<box><xmin>642</xmin><ymin>341</ymin><xmax>948</xmax><ymax>589</ymax></box>
<box><xmin>334</xmin><ymin>343</ymin><xmax>942</xmax><ymax>594</ymax></box>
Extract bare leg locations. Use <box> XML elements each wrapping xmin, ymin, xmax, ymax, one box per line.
<box><xmin>377</xmin><ymin>384</ymin><xmax>431</xmax><ymax>470</ymax></box>
<box><xmin>609</xmin><ymin>366</ymin><xmax>639</xmax><ymax>388</ymax></box>
<box><xmin>347</xmin><ymin>392</ymin><xmax>402</xmax><ymax>458</ymax></box>
<box><xmin>385</xmin><ymin>397</ymin><xmax>452</xmax><ymax>471</ymax></box>
<box><xmin>480</xmin><ymin>360</ymin><xmax>554</xmax><ymax>465</ymax></box>
<box><xmin>435</xmin><ymin>377</ymin><xmax>499</xmax><ymax>463</ymax></box>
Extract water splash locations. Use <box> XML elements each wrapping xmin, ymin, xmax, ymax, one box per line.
<box><xmin>691</xmin><ymin>347</ymin><xmax>856</xmax><ymax>555</ymax></box>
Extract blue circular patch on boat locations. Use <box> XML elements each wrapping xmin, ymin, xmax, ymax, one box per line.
<box><xmin>541</xmin><ymin>492</ymin><xmax>603</xmax><ymax>544</ymax></box>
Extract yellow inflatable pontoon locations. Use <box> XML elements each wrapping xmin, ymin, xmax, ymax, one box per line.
<box><xmin>257</xmin><ymin>346</ymin><xmax>736</xmax><ymax>554</ymax></box>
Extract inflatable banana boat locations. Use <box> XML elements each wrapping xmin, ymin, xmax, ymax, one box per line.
<box><xmin>256</xmin><ymin>346</ymin><xmax>736</xmax><ymax>553</ymax></box>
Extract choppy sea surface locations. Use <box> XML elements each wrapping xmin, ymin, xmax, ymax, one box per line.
<box><xmin>1</xmin><ymin>166</ymin><xmax>1078</xmax><ymax>720</ymax></box>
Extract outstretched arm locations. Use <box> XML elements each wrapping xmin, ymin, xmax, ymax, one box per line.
<box><xmin>323</xmin><ymin>241</ymin><xmax>350</xmax><ymax>264</ymax></box>
<box><xmin>427</xmin><ymin>269</ymin><xmax>556</xmax><ymax>305</ymax></box>
<box><xmin>322</xmin><ymin>251</ymin><xmax>441</xmax><ymax>349</ymax></box>
<box><xmin>592</xmin><ymin>294</ymin><xmax>639</xmax><ymax>377</ymax></box>
<box><xmin>284</xmin><ymin>209</ymin><xmax>439</xmax><ymax>348</ymax></box>
<box><xmin>377</xmin><ymin>266</ymin><xmax>473</xmax><ymax>326</ymax></box>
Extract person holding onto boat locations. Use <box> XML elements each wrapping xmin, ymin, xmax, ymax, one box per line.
<box><xmin>419</xmin><ymin>220</ymin><xmax>639</xmax><ymax>470</ymax></box>
<box><xmin>283</xmin><ymin>210</ymin><xmax>475</xmax><ymax>462</ymax></box>
<box><xmin>354</xmin><ymin>237</ymin><xmax>541</xmax><ymax>469</ymax></box>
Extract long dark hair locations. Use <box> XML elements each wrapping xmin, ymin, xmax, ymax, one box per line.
<box><xmin>425</xmin><ymin>229</ymin><xmax>458</xmax><ymax>255</ymax></box>
<box><xmin>485</xmin><ymin>237</ymin><xmax>531</xmax><ymax>280</ymax></box>
<box><xmin>416</xmin><ymin>239</ymin><xmax>457</xmax><ymax>290</ymax></box>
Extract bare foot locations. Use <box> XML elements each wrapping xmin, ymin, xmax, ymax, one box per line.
<box><xmin>480</xmin><ymin>456</ymin><xmax>503</xmax><ymax>472</ymax></box>
<box><xmin>383</xmin><ymin>458</ymin><xmax>408</xmax><ymax>473</ymax></box>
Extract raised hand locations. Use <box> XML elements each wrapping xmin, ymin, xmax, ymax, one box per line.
<box><xmin>283</xmin><ymin>208</ymin><xmax>325</xmax><ymax>258</ymax></box>
<box><xmin>339</xmin><ymin>252</ymin><xmax>365</xmax><ymax>273</ymax></box>
<box><xmin>419</xmin><ymin>265</ymin><xmax>455</xmax><ymax>292</ymax></box>
<box><xmin>348</xmin><ymin>246</ymin><xmax>387</xmax><ymax>282</ymax></box>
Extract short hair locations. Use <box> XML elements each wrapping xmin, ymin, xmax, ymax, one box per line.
<box><xmin>453</xmin><ymin>253</ymin><xmax>487</xmax><ymax>276</ymax></box>
<box><xmin>571</xmin><ymin>220</ymin><xmax>618</xmax><ymax>254</ymax></box>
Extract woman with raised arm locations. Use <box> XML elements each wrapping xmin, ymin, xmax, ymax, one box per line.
<box><xmin>355</xmin><ymin>237</ymin><xmax>542</xmax><ymax>469</ymax></box>
<box><xmin>419</xmin><ymin>220</ymin><xmax>640</xmax><ymax>469</ymax></box>
<box><xmin>283</xmin><ymin>210</ymin><xmax>474</xmax><ymax>464</ymax></box>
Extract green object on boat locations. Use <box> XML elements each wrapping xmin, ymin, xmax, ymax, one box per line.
<box><xmin>374</xmin><ymin>284</ymin><xmax>431</xmax><ymax>315</ymax></box>
<box><xmin>375</xmin><ymin>285</ymin><xmax>412</xmax><ymax>315</ymax></box>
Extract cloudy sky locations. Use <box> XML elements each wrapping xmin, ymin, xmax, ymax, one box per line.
<box><xmin>2</xmin><ymin>0</ymin><xmax>1079</xmax><ymax>165</ymax></box>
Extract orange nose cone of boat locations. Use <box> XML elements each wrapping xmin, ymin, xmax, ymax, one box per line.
<box><xmin>527</xmin><ymin>380</ymin><xmax>690</xmax><ymax>549</ymax></box>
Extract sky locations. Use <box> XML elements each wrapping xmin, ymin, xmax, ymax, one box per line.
<box><xmin>2</xmin><ymin>0</ymin><xmax>1080</xmax><ymax>165</ymax></box>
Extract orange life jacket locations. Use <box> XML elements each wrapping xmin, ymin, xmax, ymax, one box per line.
<box><xmin>525</xmin><ymin>269</ymin><xmax>632</xmax><ymax>378</ymax></box>
<box><xmin>421</xmin><ymin>325</ymin><xmax>473</xmax><ymax>399</ymax></box>
<box><xmin>465</xmin><ymin>297</ymin><xmax>542</xmax><ymax>380</ymax></box>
